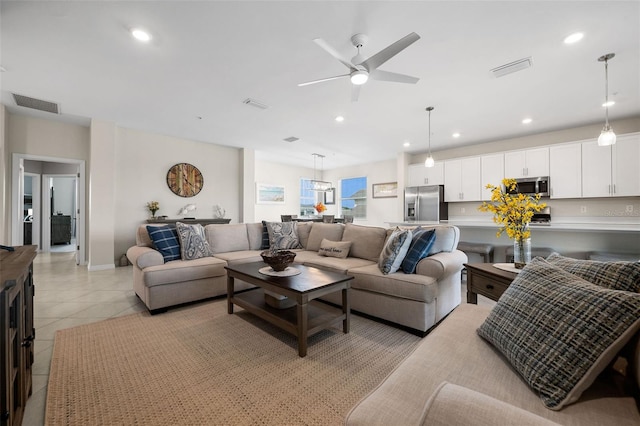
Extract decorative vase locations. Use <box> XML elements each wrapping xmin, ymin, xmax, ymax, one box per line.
<box><xmin>513</xmin><ymin>237</ymin><xmax>531</xmax><ymax>269</ymax></box>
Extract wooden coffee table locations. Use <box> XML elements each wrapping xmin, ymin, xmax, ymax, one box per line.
<box><xmin>465</xmin><ymin>263</ymin><xmax>518</xmax><ymax>303</ymax></box>
<box><xmin>225</xmin><ymin>262</ymin><xmax>352</xmax><ymax>357</ymax></box>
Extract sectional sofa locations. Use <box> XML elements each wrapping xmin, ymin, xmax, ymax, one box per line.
<box><xmin>126</xmin><ymin>221</ymin><xmax>467</xmax><ymax>333</ymax></box>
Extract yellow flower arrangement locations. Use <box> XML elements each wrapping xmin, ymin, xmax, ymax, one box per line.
<box><xmin>478</xmin><ymin>178</ymin><xmax>547</xmax><ymax>242</ymax></box>
<box><xmin>315</xmin><ymin>202</ymin><xmax>327</xmax><ymax>214</ymax></box>
<box><xmin>146</xmin><ymin>201</ymin><xmax>160</xmax><ymax>217</ymax></box>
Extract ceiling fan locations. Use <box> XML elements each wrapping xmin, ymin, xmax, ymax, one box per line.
<box><xmin>298</xmin><ymin>32</ymin><xmax>421</xmax><ymax>101</ymax></box>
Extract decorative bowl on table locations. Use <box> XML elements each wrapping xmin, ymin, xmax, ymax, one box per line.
<box><xmin>260</xmin><ymin>250</ymin><xmax>296</xmax><ymax>272</ymax></box>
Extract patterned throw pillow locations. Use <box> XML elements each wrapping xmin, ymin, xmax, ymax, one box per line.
<box><xmin>318</xmin><ymin>239</ymin><xmax>352</xmax><ymax>259</ymax></box>
<box><xmin>378</xmin><ymin>227</ymin><xmax>412</xmax><ymax>275</ymax></box>
<box><xmin>146</xmin><ymin>225</ymin><xmax>181</xmax><ymax>262</ymax></box>
<box><xmin>266</xmin><ymin>222</ymin><xmax>302</xmax><ymax>250</ymax></box>
<box><xmin>175</xmin><ymin>222</ymin><xmax>213</xmax><ymax>260</ymax></box>
<box><xmin>477</xmin><ymin>257</ymin><xmax>640</xmax><ymax>410</ymax></box>
<box><xmin>401</xmin><ymin>229</ymin><xmax>437</xmax><ymax>274</ymax></box>
<box><xmin>546</xmin><ymin>252</ymin><xmax>640</xmax><ymax>292</ymax></box>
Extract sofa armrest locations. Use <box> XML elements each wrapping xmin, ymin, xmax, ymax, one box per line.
<box><xmin>126</xmin><ymin>246</ymin><xmax>164</xmax><ymax>269</ymax></box>
<box><xmin>415</xmin><ymin>250</ymin><xmax>467</xmax><ymax>280</ymax></box>
<box><xmin>419</xmin><ymin>382</ymin><xmax>561</xmax><ymax>426</ymax></box>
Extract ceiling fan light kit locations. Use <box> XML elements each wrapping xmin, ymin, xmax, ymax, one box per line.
<box><xmin>597</xmin><ymin>53</ymin><xmax>616</xmax><ymax>146</ymax></box>
<box><xmin>299</xmin><ymin>32</ymin><xmax>421</xmax><ymax>101</ymax></box>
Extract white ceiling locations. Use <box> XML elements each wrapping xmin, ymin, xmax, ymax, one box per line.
<box><xmin>1</xmin><ymin>1</ymin><xmax>639</xmax><ymax>169</ymax></box>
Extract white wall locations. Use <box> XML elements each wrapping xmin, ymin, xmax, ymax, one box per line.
<box><xmin>324</xmin><ymin>158</ymin><xmax>398</xmax><ymax>228</ymax></box>
<box><xmin>113</xmin><ymin>127</ymin><xmax>242</xmax><ymax>259</ymax></box>
<box><xmin>0</xmin><ymin>105</ymin><xmax>6</xmax><ymax>245</ymax></box>
<box><xmin>254</xmin><ymin>159</ymin><xmax>315</xmax><ymax>222</ymax></box>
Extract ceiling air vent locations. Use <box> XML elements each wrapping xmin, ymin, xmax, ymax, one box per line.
<box><xmin>490</xmin><ymin>57</ymin><xmax>533</xmax><ymax>78</ymax></box>
<box><xmin>283</xmin><ymin>136</ymin><xmax>299</xmax><ymax>143</ymax></box>
<box><xmin>12</xmin><ymin>93</ymin><xmax>60</xmax><ymax>114</ymax></box>
<box><xmin>242</xmin><ymin>98</ymin><xmax>269</xmax><ymax>110</ymax></box>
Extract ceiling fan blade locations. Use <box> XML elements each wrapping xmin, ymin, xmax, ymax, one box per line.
<box><xmin>361</xmin><ymin>32</ymin><xmax>420</xmax><ymax>71</ymax></box>
<box><xmin>298</xmin><ymin>74</ymin><xmax>350</xmax><ymax>87</ymax></box>
<box><xmin>351</xmin><ymin>85</ymin><xmax>361</xmax><ymax>102</ymax></box>
<box><xmin>370</xmin><ymin>69</ymin><xmax>420</xmax><ymax>84</ymax></box>
<box><xmin>313</xmin><ymin>38</ymin><xmax>357</xmax><ymax>71</ymax></box>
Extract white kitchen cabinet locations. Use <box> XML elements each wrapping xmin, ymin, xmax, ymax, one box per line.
<box><xmin>504</xmin><ymin>147</ymin><xmax>549</xmax><ymax>178</ymax></box>
<box><xmin>407</xmin><ymin>162</ymin><xmax>444</xmax><ymax>187</ymax></box>
<box><xmin>549</xmin><ymin>143</ymin><xmax>581</xmax><ymax>198</ymax></box>
<box><xmin>480</xmin><ymin>153</ymin><xmax>504</xmax><ymax>200</ymax></box>
<box><xmin>582</xmin><ymin>133</ymin><xmax>640</xmax><ymax>197</ymax></box>
<box><xmin>444</xmin><ymin>157</ymin><xmax>481</xmax><ymax>202</ymax></box>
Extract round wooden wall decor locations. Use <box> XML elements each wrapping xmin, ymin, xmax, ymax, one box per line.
<box><xmin>166</xmin><ymin>163</ymin><xmax>204</xmax><ymax>197</ymax></box>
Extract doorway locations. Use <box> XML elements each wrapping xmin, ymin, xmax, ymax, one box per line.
<box><xmin>12</xmin><ymin>153</ymin><xmax>86</xmax><ymax>265</ymax></box>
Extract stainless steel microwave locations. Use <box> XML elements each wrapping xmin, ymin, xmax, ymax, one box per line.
<box><xmin>508</xmin><ymin>177</ymin><xmax>550</xmax><ymax>197</ymax></box>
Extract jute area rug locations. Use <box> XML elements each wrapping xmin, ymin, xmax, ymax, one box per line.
<box><xmin>46</xmin><ymin>298</ymin><xmax>421</xmax><ymax>425</ymax></box>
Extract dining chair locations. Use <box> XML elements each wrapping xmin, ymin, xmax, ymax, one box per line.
<box><xmin>343</xmin><ymin>215</ymin><xmax>354</xmax><ymax>223</ymax></box>
<box><xmin>281</xmin><ymin>215</ymin><xmax>293</xmax><ymax>222</ymax></box>
<box><xmin>322</xmin><ymin>215</ymin><xmax>335</xmax><ymax>223</ymax></box>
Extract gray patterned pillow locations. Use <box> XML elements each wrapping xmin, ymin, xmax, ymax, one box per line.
<box><xmin>266</xmin><ymin>221</ymin><xmax>302</xmax><ymax>250</ymax></box>
<box><xmin>176</xmin><ymin>222</ymin><xmax>213</xmax><ymax>260</ymax></box>
<box><xmin>477</xmin><ymin>257</ymin><xmax>640</xmax><ymax>410</ymax></box>
<box><xmin>378</xmin><ymin>227</ymin><xmax>412</xmax><ymax>275</ymax></box>
<box><xmin>546</xmin><ymin>252</ymin><xmax>640</xmax><ymax>292</ymax></box>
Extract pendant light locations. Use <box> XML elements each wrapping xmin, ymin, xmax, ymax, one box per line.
<box><xmin>597</xmin><ymin>53</ymin><xmax>616</xmax><ymax>146</ymax></box>
<box><xmin>309</xmin><ymin>153</ymin><xmax>332</xmax><ymax>192</ymax></box>
<box><xmin>424</xmin><ymin>106</ymin><xmax>435</xmax><ymax>167</ymax></box>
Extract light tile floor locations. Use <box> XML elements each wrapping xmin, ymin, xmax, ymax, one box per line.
<box><xmin>22</xmin><ymin>252</ymin><xmax>145</xmax><ymax>426</ymax></box>
<box><xmin>22</xmin><ymin>252</ymin><xmax>494</xmax><ymax>425</ymax></box>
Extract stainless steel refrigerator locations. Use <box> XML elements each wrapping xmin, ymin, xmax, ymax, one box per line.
<box><xmin>404</xmin><ymin>185</ymin><xmax>448</xmax><ymax>222</ymax></box>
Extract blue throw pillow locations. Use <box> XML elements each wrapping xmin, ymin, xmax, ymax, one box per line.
<box><xmin>260</xmin><ymin>220</ymin><xmax>270</xmax><ymax>250</ymax></box>
<box><xmin>401</xmin><ymin>229</ymin><xmax>437</xmax><ymax>274</ymax></box>
<box><xmin>146</xmin><ymin>225</ymin><xmax>181</xmax><ymax>262</ymax></box>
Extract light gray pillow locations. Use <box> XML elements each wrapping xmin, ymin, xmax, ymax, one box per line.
<box><xmin>318</xmin><ymin>239</ymin><xmax>351</xmax><ymax>259</ymax></box>
<box><xmin>378</xmin><ymin>227</ymin><xmax>412</xmax><ymax>275</ymax></box>
<box><xmin>477</xmin><ymin>257</ymin><xmax>640</xmax><ymax>410</ymax></box>
<box><xmin>306</xmin><ymin>223</ymin><xmax>345</xmax><ymax>251</ymax></box>
<box><xmin>176</xmin><ymin>222</ymin><xmax>213</xmax><ymax>260</ymax></box>
<box><xmin>266</xmin><ymin>221</ymin><xmax>302</xmax><ymax>250</ymax></box>
<box><xmin>342</xmin><ymin>223</ymin><xmax>387</xmax><ymax>262</ymax></box>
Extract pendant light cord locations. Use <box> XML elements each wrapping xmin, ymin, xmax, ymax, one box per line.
<box><xmin>604</xmin><ymin>59</ymin><xmax>610</xmax><ymax>127</ymax></box>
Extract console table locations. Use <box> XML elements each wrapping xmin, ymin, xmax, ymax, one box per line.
<box><xmin>146</xmin><ymin>218</ymin><xmax>231</xmax><ymax>225</ymax></box>
<box><xmin>465</xmin><ymin>263</ymin><xmax>518</xmax><ymax>303</ymax></box>
<box><xmin>1</xmin><ymin>245</ymin><xmax>36</xmax><ymax>426</ymax></box>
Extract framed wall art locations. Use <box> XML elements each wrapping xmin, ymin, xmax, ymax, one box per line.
<box><xmin>256</xmin><ymin>183</ymin><xmax>285</xmax><ymax>204</ymax></box>
<box><xmin>324</xmin><ymin>188</ymin><xmax>335</xmax><ymax>205</ymax></box>
<box><xmin>372</xmin><ymin>182</ymin><xmax>398</xmax><ymax>198</ymax></box>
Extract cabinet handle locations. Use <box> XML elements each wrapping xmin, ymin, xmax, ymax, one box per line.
<box><xmin>425</xmin><ymin>178</ymin><xmax>428</xmax><ymax>184</ymax></box>
<box><xmin>486</xmin><ymin>284</ymin><xmax>494</xmax><ymax>290</ymax></box>
<box><xmin>608</xmin><ymin>184</ymin><xmax>611</xmax><ymax>194</ymax></box>
<box><xmin>613</xmin><ymin>184</ymin><xmax>616</xmax><ymax>194</ymax></box>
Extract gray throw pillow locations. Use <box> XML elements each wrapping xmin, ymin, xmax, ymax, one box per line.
<box><xmin>175</xmin><ymin>222</ymin><xmax>213</xmax><ymax>260</ymax></box>
<box><xmin>266</xmin><ymin>221</ymin><xmax>302</xmax><ymax>250</ymax></box>
<box><xmin>378</xmin><ymin>227</ymin><xmax>412</xmax><ymax>275</ymax></box>
<box><xmin>546</xmin><ymin>252</ymin><xmax>640</xmax><ymax>292</ymax></box>
<box><xmin>318</xmin><ymin>239</ymin><xmax>351</xmax><ymax>259</ymax></box>
<box><xmin>477</xmin><ymin>257</ymin><xmax>640</xmax><ymax>410</ymax></box>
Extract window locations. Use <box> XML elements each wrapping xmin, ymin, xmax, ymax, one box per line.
<box><xmin>299</xmin><ymin>178</ymin><xmax>316</xmax><ymax>216</ymax></box>
<box><xmin>341</xmin><ymin>177</ymin><xmax>367</xmax><ymax>219</ymax></box>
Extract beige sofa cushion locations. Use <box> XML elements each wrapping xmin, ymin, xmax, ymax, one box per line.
<box><xmin>347</xmin><ymin>263</ymin><xmax>437</xmax><ymax>303</ymax></box>
<box><xmin>345</xmin><ymin>304</ymin><xmax>640</xmax><ymax>426</ymax></box>
<box><xmin>245</xmin><ymin>223</ymin><xmax>265</xmax><ymax>250</ymax></box>
<box><xmin>213</xmin><ymin>250</ymin><xmax>263</xmax><ymax>265</ymax></box>
<box><xmin>306</xmin><ymin>223</ymin><xmax>345</xmax><ymax>251</ymax></box>
<box><xmin>302</xmin><ymin>255</ymin><xmax>374</xmax><ymax>274</ymax></box>
<box><xmin>136</xmin><ymin>224</ymin><xmax>164</xmax><ymax>247</ymax></box>
<box><xmin>296</xmin><ymin>222</ymin><xmax>313</xmax><ymax>249</ymax></box>
<box><xmin>420</xmin><ymin>382</ymin><xmax>561</xmax><ymax>426</ymax></box>
<box><xmin>205</xmin><ymin>224</ymin><xmax>250</xmax><ymax>254</ymax></box>
<box><xmin>342</xmin><ymin>223</ymin><xmax>387</xmax><ymax>262</ymax></box>
<box><xmin>142</xmin><ymin>257</ymin><xmax>227</xmax><ymax>287</ymax></box>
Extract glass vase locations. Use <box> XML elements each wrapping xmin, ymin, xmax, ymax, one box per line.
<box><xmin>513</xmin><ymin>237</ymin><xmax>531</xmax><ymax>269</ymax></box>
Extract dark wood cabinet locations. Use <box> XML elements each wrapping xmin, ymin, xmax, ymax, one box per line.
<box><xmin>51</xmin><ymin>215</ymin><xmax>72</xmax><ymax>245</ymax></box>
<box><xmin>1</xmin><ymin>245</ymin><xmax>36</xmax><ymax>426</ymax></box>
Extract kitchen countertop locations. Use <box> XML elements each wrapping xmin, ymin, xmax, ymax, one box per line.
<box><xmin>387</xmin><ymin>218</ymin><xmax>640</xmax><ymax>233</ymax></box>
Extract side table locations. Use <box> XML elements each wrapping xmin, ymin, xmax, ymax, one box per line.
<box><xmin>465</xmin><ymin>263</ymin><xmax>518</xmax><ymax>304</ymax></box>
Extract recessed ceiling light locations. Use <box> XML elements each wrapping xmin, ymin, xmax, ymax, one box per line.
<box><xmin>602</xmin><ymin>101</ymin><xmax>615</xmax><ymax>107</ymax></box>
<box><xmin>335</xmin><ymin>116</ymin><xmax>345</xmax><ymax>122</ymax></box>
<box><xmin>452</xmin><ymin>133</ymin><xmax>461</xmax><ymax>138</ymax></box>
<box><xmin>564</xmin><ymin>32</ymin><xmax>584</xmax><ymax>44</ymax></box>
<box><xmin>403</xmin><ymin>141</ymin><xmax>411</xmax><ymax>147</ymax></box>
<box><xmin>522</xmin><ymin>118</ymin><xmax>532</xmax><ymax>124</ymax></box>
<box><xmin>131</xmin><ymin>28</ymin><xmax>151</xmax><ymax>42</ymax></box>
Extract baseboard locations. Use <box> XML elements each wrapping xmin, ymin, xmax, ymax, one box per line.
<box><xmin>87</xmin><ymin>263</ymin><xmax>116</xmax><ymax>271</ymax></box>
